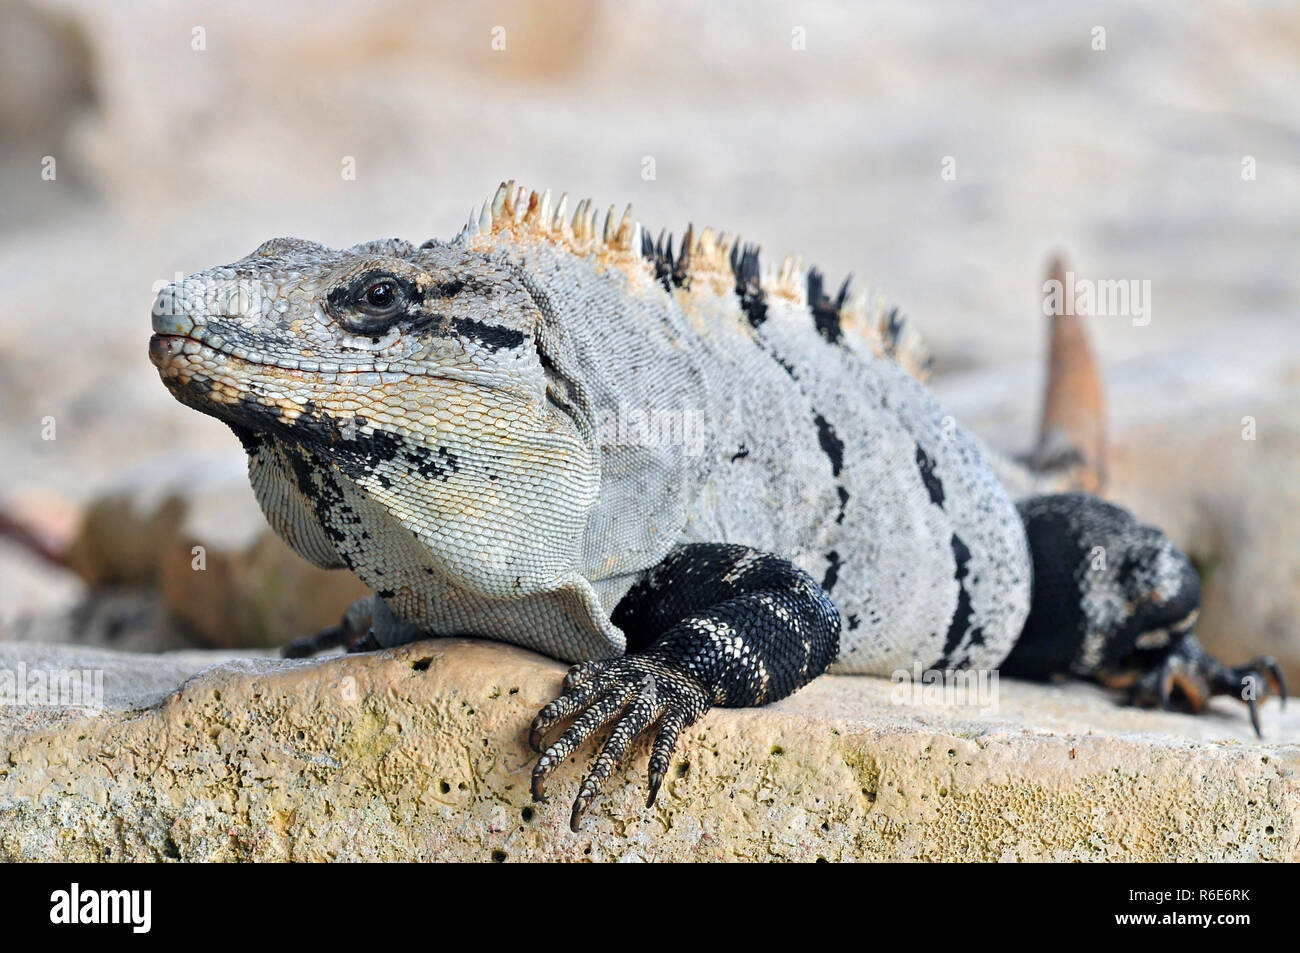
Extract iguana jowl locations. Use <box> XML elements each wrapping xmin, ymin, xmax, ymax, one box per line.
<box><xmin>149</xmin><ymin>181</ymin><xmax>1285</xmax><ymax>831</ymax></box>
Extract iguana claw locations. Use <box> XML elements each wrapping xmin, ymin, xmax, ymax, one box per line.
<box><xmin>529</xmin><ymin>656</ymin><xmax>708</xmax><ymax>831</ymax></box>
<box><xmin>1235</xmin><ymin>657</ymin><xmax>1286</xmax><ymax>738</ymax></box>
<box><xmin>1128</xmin><ymin>635</ymin><xmax>1286</xmax><ymax>738</ymax></box>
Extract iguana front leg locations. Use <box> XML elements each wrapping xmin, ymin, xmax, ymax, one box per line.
<box><xmin>282</xmin><ymin>594</ymin><xmax>420</xmax><ymax>658</ymax></box>
<box><xmin>529</xmin><ymin>544</ymin><xmax>841</xmax><ymax>831</ymax></box>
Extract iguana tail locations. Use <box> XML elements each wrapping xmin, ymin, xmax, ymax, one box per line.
<box><xmin>1030</xmin><ymin>255</ymin><xmax>1107</xmax><ymax>492</ymax></box>
<box><xmin>989</xmin><ymin>254</ymin><xmax>1109</xmax><ymax>499</ymax></box>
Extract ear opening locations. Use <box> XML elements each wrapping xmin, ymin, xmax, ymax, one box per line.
<box><xmin>517</xmin><ymin>267</ymin><xmax>596</xmax><ymax>441</ymax></box>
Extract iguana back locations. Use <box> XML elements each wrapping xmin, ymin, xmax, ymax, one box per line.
<box><xmin>464</xmin><ymin>185</ymin><xmax>1031</xmax><ymax>677</ymax></box>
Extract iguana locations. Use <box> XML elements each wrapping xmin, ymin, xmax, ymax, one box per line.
<box><xmin>149</xmin><ymin>180</ymin><xmax>1285</xmax><ymax>831</ymax></box>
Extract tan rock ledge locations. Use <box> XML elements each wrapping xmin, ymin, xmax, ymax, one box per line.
<box><xmin>0</xmin><ymin>640</ymin><xmax>1296</xmax><ymax>862</ymax></box>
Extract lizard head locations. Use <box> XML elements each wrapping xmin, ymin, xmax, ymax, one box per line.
<box><xmin>148</xmin><ymin>236</ymin><xmax>572</xmax><ymax>450</ymax></box>
<box><xmin>150</xmin><ymin>237</ymin><xmax>601</xmax><ymax>581</ymax></box>
<box><xmin>150</xmin><ymin>234</ymin><xmax>604</xmax><ymax>599</ymax></box>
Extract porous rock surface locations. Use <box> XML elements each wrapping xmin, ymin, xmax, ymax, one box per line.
<box><xmin>1</xmin><ymin>639</ymin><xmax>1295</xmax><ymax>862</ymax></box>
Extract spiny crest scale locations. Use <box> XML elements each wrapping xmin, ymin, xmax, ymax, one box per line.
<box><xmin>453</xmin><ymin>179</ymin><xmax>931</xmax><ymax>382</ymax></box>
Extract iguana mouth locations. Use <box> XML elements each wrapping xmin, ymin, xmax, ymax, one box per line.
<box><xmin>149</xmin><ymin>331</ymin><xmax>527</xmax><ymax>404</ymax></box>
<box><xmin>149</xmin><ymin>331</ymin><xmax>398</xmax><ymax>375</ymax></box>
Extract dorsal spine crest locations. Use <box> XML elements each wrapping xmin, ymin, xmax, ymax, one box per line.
<box><xmin>455</xmin><ymin>180</ymin><xmax>930</xmax><ymax>381</ymax></box>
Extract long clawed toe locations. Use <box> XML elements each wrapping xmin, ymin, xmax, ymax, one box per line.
<box><xmin>1213</xmin><ymin>656</ymin><xmax>1286</xmax><ymax>738</ymax></box>
<box><xmin>1127</xmin><ymin>651</ymin><xmax>1197</xmax><ymax>712</ymax></box>
<box><xmin>527</xmin><ymin>657</ymin><xmax>708</xmax><ymax>830</ymax></box>
<box><xmin>1128</xmin><ymin>641</ymin><xmax>1287</xmax><ymax>738</ymax></box>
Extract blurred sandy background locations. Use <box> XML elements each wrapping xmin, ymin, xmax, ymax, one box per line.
<box><xmin>0</xmin><ymin>1</ymin><xmax>1297</xmax><ymax>673</ymax></box>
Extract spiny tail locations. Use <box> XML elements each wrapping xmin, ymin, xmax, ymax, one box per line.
<box><xmin>992</xmin><ymin>255</ymin><xmax>1109</xmax><ymax>499</ymax></box>
<box><xmin>1030</xmin><ymin>255</ymin><xmax>1107</xmax><ymax>492</ymax></box>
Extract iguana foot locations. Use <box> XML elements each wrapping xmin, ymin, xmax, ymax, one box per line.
<box><xmin>528</xmin><ymin>543</ymin><xmax>841</xmax><ymax>831</ymax></box>
<box><xmin>1125</xmin><ymin>635</ymin><xmax>1286</xmax><ymax>737</ymax></box>
<box><xmin>530</xmin><ymin>655</ymin><xmax>708</xmax><ymax>831</ymax></box>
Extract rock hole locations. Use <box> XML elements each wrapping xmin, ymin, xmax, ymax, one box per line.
<box><xmin>521</xmin><ymin>807</ymin><xmax>534</xmax><ymax>823</ymax></box>
<box><xmin>490</xmin><ymin>850</ymin><xmax>507</xmax><ymax>863</ymax></box>
<box><xmin>675</xmin><ymin>762</ymin><xmax>689</xmax><ymax>779</ymax></box>
<box><xmin>1265</xmin><ymin>825</ymin><xmax>1275</xmax><ymax>835</ymax></box>
<box><xmin>162</xmin><ymin>836</ymin><xmax>181</xmax><ymax>860</ymax></box>
<box><xmin>439</xmin><ymin>781</ymin><xmax>451</xmax><ymax>794</ymax></box>
<box><xmin>411</xmin><ymin>657</ymin><xmax>434</xmax><ymax>671</ymax></box>
<box><xmin>770</xmin><ymin>745</ymin><xmax>784</xmax><ymax>756</ymax></box>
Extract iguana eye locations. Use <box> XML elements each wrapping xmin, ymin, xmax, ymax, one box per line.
<box><xmin>355</xmin><ymin>276</ymin><xmax>403</xmax><ymax>316</ymax></box>
<box><xmin>327</xmin><ymin>270</ymin><xmax>419</xmax><ymax>335</ymax></box>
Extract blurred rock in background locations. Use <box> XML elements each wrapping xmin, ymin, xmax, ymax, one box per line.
<box><xmin>0</xmin><ymin>0</ymin><xmax>97</xmax><ymax>223</ymax></box>
<box><xmin>0</xmin><ymin>1</ymin><xmax>1296</xmax><ymax>678</ymax></box>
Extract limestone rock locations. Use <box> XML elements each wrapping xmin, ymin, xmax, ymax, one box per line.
<box><xmin>1</xmin><ymin>640</ymin><xmax>1295</xmax><ymax>862</ymax></box>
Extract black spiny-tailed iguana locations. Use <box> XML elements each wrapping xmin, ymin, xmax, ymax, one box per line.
<box><xmin>149</xmin><ymin>181</ymin><xmax>1285</xmax><ymax>831</ymax></box>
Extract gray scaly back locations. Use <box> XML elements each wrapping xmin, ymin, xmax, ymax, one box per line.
<box><xmin>449</xmin><ymin>181</ymin><xmax>1030</xmax><ymax>676</ymax></box>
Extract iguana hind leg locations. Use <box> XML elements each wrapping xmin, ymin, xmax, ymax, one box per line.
<box><xmin>1123</xmin><ymin>634</ymin><xmax>1285</xmax><ymax>737</ymax></box>
<box><xmin>529</xmin><ymin>543</ymin><xmax>840</xmax><ymax>831</ymax></box>
<box><xmin>1001</xmin><ymin>493</ymin><xmax>1286</xmax><ymax>736</ymax></box>
<box><xmin>1030</xmin><ymin>258</ymin><xmax>1108</xmax><ymax>492</ymax></box>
